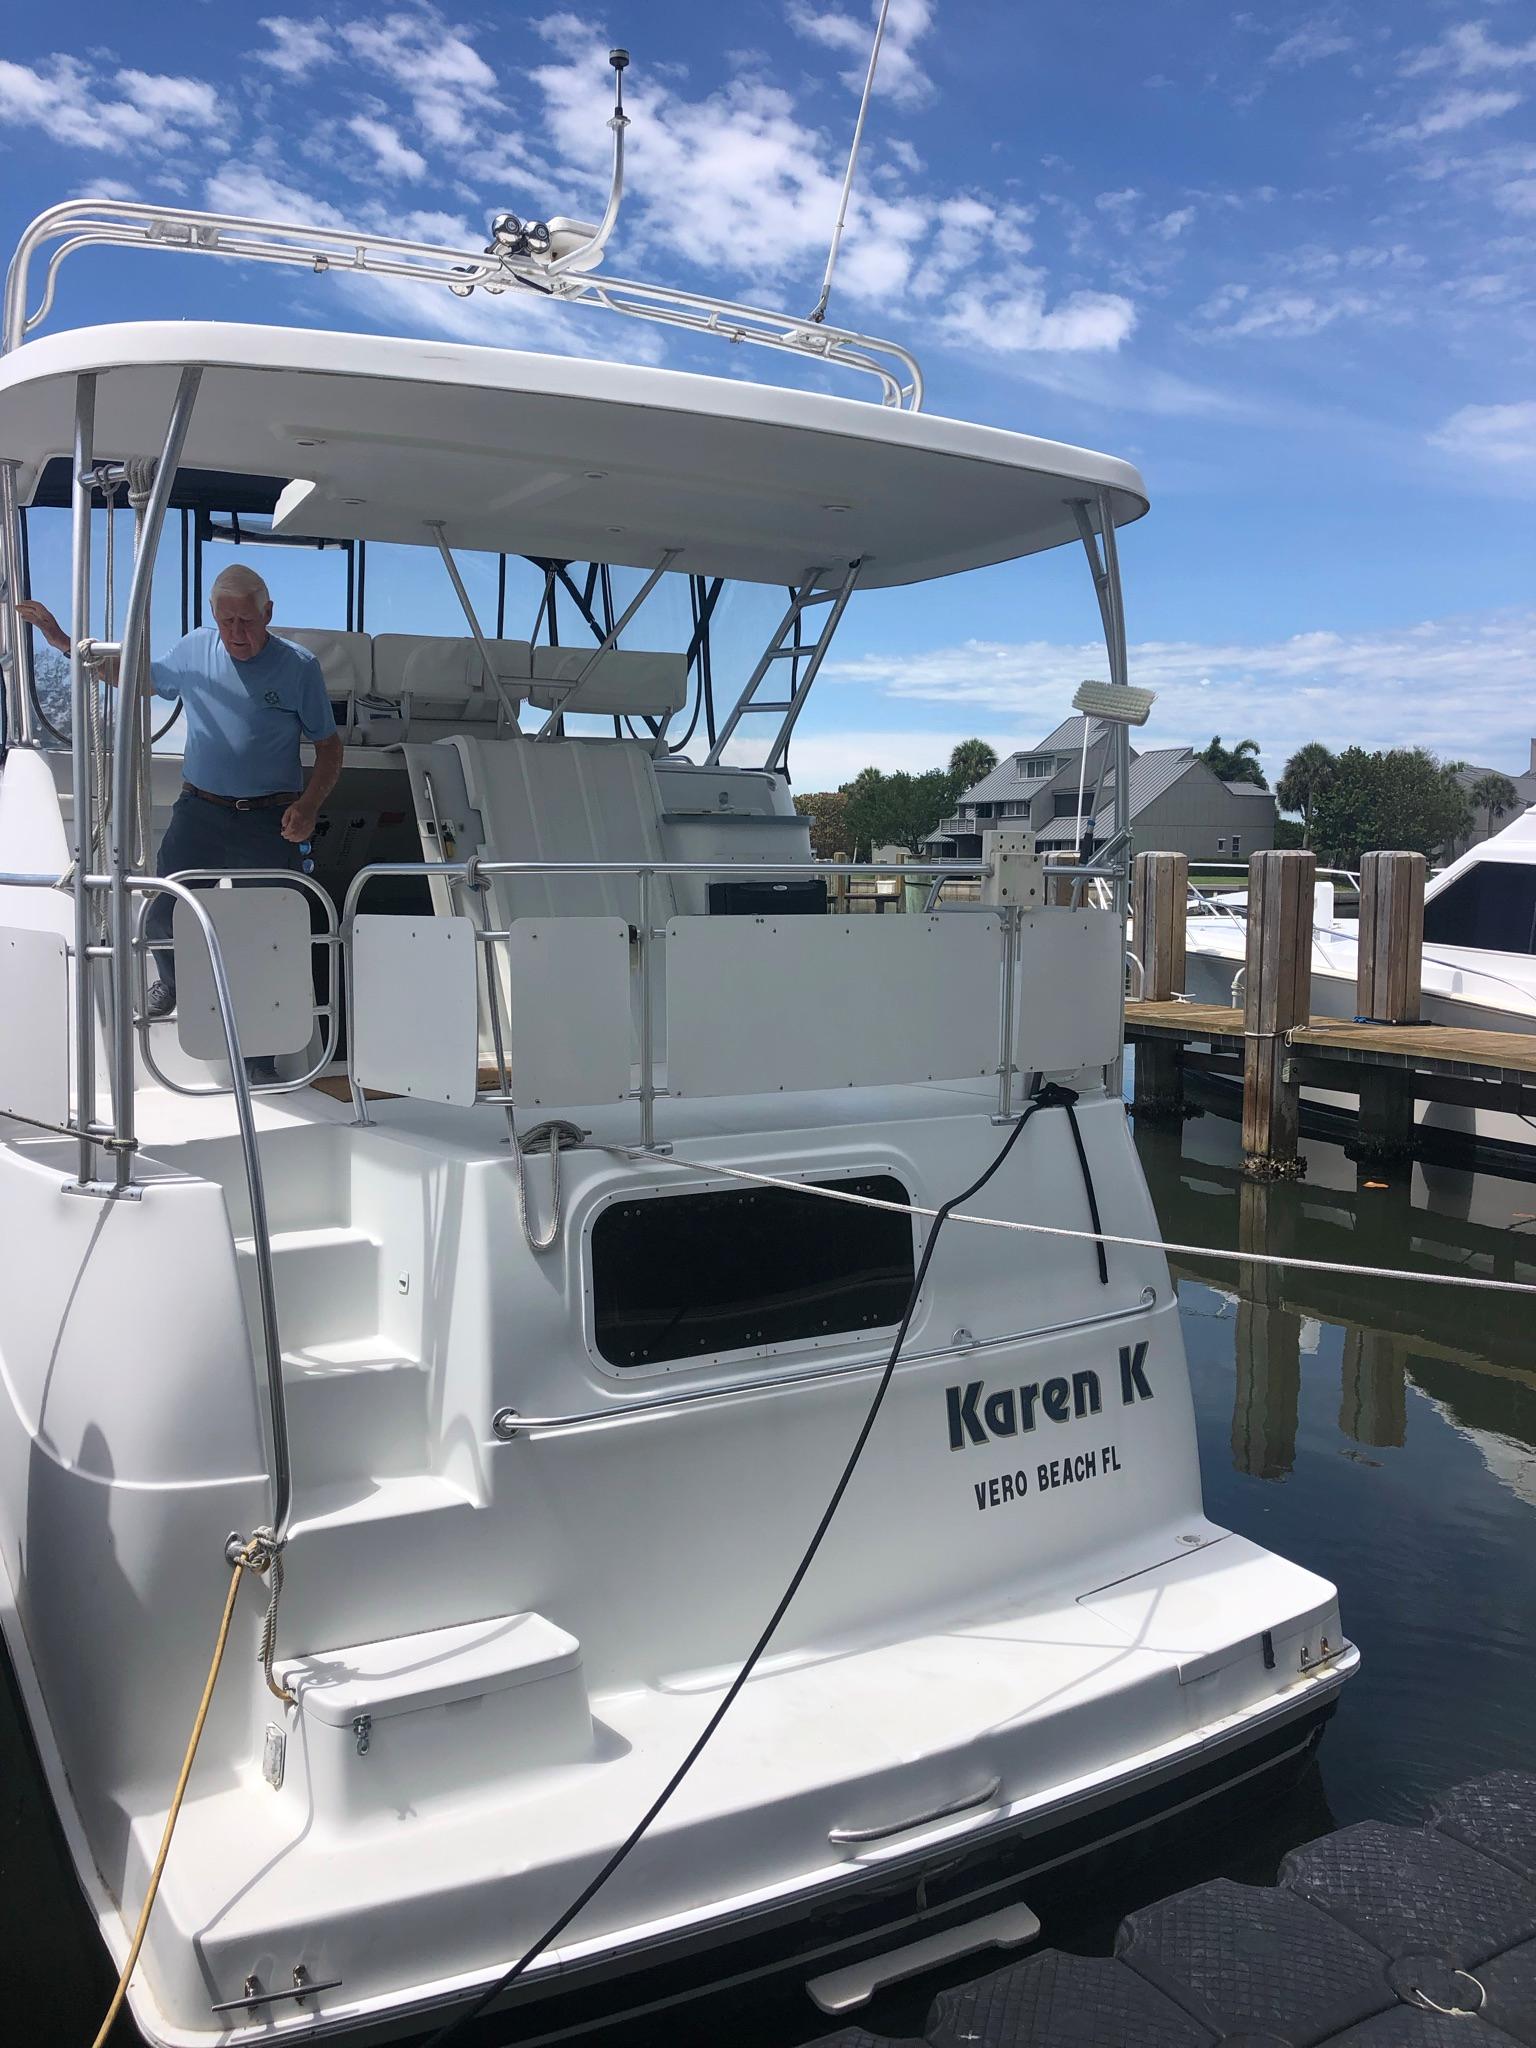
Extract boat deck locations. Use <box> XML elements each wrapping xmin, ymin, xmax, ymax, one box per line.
<box><xmin>810</xmin><ymin>1769</ymin><xmax>1536</xmax><ymax>2047</ymax></box>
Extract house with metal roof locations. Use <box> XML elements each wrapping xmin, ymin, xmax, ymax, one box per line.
<box><xmin>925</xmin><ymin>719</ymin><xmax>1276</xmax><ymax>862</ymax></box>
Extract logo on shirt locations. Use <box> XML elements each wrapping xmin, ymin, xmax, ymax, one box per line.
<box><xmin>263</xmin><ymin>690</ymin><xmax>282</xmax><ymax>707</ymax></box>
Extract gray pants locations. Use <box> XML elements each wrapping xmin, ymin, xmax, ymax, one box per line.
<box><xmin>147</xmin><ymin>790</ymin><xmax>298</xmax><ymax>992</ymax></box>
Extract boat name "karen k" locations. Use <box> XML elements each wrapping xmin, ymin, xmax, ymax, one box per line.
<box><xmin>944</xmin><ymin>1342</ymin><xmax>1153</xmax><ymax>1451</ymax></box>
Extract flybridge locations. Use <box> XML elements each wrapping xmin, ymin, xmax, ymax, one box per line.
<box><xmin>1</xmin><ymin>50</ymin><xmax>924</xmax><ymax>409</ymax></box>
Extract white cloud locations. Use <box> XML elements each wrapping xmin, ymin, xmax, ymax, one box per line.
<box><xmin>1196</xmin><ymin>282</ymin><xmax>1375</xmax><ymax>339</ymax></box>
<box><xmin>786</xmin><ymin>0</ymin><xmax>937</xmax><ymax>108</ymax></box>
<box><xmin>819</xmin><ymin>611</ymin><xmax>1536</xmax><ymax>775</ymax></box>
<box><xmin>346</xmin><ymin>113</ymin><xmax>427</xmax><ymax>181</ymax></box>
<box><xmin>1389</xmin><ymin>87</ymin><xmax>1522</xmax><ymax>142</ymax></box>
<box><xmin>117</xmin><ymin>70</ymin><xmax>222</xmax><ymax>127</ymax></box>
<box><xmin>0</xmin><ymin>54</ymin><xmax>228</xmax><ymax>155</ymax></box>
<box><xmin>939</xmin><ymin>280</ymin><xmax>1137</xmax><ymax>355</ymax></box>
<box><xmin>1153</xmin><ymin>206</ymin><xmax>1196</xmax><ymax>240</ymax></box>
<box><xmin>1430</xmin><ymin>399</ymin><xmax>1536</xmax><ymax>469</ymax></box>
<box><xmin>1403</xmin><ymin>22</ymin><xmax>1536</xmax><ymax>79</ymax></box>
<box><xmin>1269</xmin><ymin>17</ymin><xmax>1354</xmax><ymax>70</ymax></box>
<box><xmin>253</xmin><ymin>17</ymin><xmax>337</xmax><ymax>80</ymax></box>
<box><xmin>344</xmin><ymin>8</ymin><xmax>500</xmax><ymax>145</ymax></box>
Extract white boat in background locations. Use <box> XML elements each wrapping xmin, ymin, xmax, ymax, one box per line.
<box><xmin>1181</xmin><ymin>812</ymin><xmax>1536</xmax><ymax>1161</ymax></box>
<box><xmin>0</xmin><ymin>53</ymin><xmax>1354</xmax><ymax>2047</ymax></box>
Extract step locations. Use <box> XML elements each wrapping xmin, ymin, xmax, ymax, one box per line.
<box><xmin>277</xmin><ymin>1474</ymin><xmax>495</xmax><ymax>1655</ymax></box>
<box><xmin>282</xmin><ymin>1339</ymin><xmax>430</xmax><ymax>1488</ymax></box>
<box><xmin>236</xmin><ymin>1225</ymin><xmax>380</xmax><ymax>1348</ymax></box>
<box><xmin>272</xmin><ymin>1612</ymin><xmax>593</xmax><ymax>1823</ymax></box>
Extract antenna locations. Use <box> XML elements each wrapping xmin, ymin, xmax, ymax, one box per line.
<box><xmin>809</xmin><ymin>0</ymin><xmax>893</xmax><ymax>325</ymax></box>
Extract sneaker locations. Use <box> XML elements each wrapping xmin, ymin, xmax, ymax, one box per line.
<box><xmin>146</xmin><ymin>979</ymin><xmax>176</xmax><ymax>1021</ymax></box>
<box><xmin>244</xmin><ymin>1057</ymin><xmax>281</xmax><ymax>1088</ymax></box>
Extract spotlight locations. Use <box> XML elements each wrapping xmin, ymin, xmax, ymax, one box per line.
<box><xmin>522</xmin><ymin>219</ymin><xmax>551</xmax><ymax>257</ymax></box>
<box><xmin>488</xmin><ymin>211</ymin><xmax>524</xmax><ymax>252</ymax></box>
<box><xmin>448</xmin><ymin>266</ymin><xmax>477</xmax><ymax>298</ymax></box>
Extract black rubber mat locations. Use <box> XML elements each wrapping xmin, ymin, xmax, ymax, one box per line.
<box><xmin>1116</xmin><ymin>1878</ymin><xmax>1394</xmax><ymax>2044</ymax></box>
<box><xmin>1479</xmin><ymin>1938</ymin><xmax>1536</xmax><ymax>2048</ymax></box>
<box><xmin>1430</xmin><ymin>1774</ymin><xmax>1536</xmax><ymax>1887</ymax></box>
<box><xmin>1281</xmin><ymin>1820</ymin><xmax>1536</xmax><ymax>1967</ymax></box>
<box><xmin>805</xmin><ymin>2032</ymin><xmax>923</xmax><ymax>2048</ymax></box>
<box><xmin>925</xmin><ymin>1950</ymin><xmax>1216</xmax><ymax>2047</ymax></box>
<box><xmin>1323</xmin><ymin>2009</ymin><xmax>1525</xmax><ymax>2045</ymax></box>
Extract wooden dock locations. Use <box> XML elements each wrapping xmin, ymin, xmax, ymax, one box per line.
<box><xmin>1126</xmin><ymin>849</ymin><xmax>1536</xmax><ymax>1179</ymax></box>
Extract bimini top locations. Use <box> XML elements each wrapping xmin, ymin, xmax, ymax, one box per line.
<box><xmin>0</xmin><ymin>322</ymin><xmax>1147</xmax><ymax>590</ymax></box>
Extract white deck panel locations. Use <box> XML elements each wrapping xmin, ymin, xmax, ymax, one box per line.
<box><xmin>352</xmin><ymin>914</ymin><xmax>480</xmax><ymax>1104</ymax></box>
<box><xmin>665</xmin><ymin>913</ymin><xmax>1001</xmax><ymax>1097</ymax></box>
<box><xmin>505</xmin><ymin>918</ymin><xmax>632</xmax><ymax>1107</ymax></box>
<box><xmin>0</xmin><ymin>322</ymin><xmax>1147</xmax><ymax>587</ymax></box>
<box><xmin>0</xmin><ymin>927</ymin><xmax>69</xmax><ymax>1126</ymax></box>
<box><xmin>172</xmin><ymin>883</ymin><xmax>316</xmax><ymax>1060</ymax></box>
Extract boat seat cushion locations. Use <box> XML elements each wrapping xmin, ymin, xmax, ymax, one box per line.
<box><xmin>271</xmin><ymin>626</ymin><xmax>373</xmax><ymax>703</ymax></box>
<box><xmin>372</xmin><ymin>634</ymin><xmax>530</xmax><ymax>708</ymax></box>
<box><xmin>526</xmin><ymin>645</ymin><xmax>688</xmax><ymax>718</ymax></box>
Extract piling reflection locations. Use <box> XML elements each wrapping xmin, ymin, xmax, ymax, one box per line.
<box><xmin>1135</xmin><ymin>1110</ymin><xmax>1536</xmax><ymax>1483</ymax></box>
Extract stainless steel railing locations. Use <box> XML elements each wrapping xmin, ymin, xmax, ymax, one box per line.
<box><xmin>0</xmin><ymin>867</ymin><xmax>291</xmax><ymax>1545</ymax></box>
<box><xmin>340</xmin><ymin>854</ymin><xmax>1004</xmax><ymax>1135</ymax></box>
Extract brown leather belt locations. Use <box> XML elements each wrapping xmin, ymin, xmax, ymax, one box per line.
<box><xmin>183</xmin><ymin>781</ymin><xmax>294</xmax><ymax>812</ymax></box>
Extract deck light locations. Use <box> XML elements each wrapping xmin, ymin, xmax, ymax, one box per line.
<box><xmin>1072</xmin><ymin>678</ymin><xmax>1156</xmax><ymax>727</ymax></box>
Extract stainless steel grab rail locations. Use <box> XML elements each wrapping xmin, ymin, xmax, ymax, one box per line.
<box><xmin>490</xmin><ymin>1288</ymin><xmax>1157</xmax><ymax>1439</ymax></box>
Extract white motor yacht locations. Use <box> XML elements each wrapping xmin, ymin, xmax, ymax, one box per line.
<box><xmin>0</xmin><ymin>68</ymin><xmax>1355</xmax><ymax>2047</ymax></box>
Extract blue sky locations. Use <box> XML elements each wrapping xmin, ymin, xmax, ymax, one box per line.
<box><xmin>1</xmin><ymin>1</ymin><xmax>1533</xmax><ymax>789</ymax></box>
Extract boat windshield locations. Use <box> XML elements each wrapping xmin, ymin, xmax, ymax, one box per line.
<box><xmin>1423</xmin><ymin>861</ymin><xmax>1536</xmax><ymax>955</ymax></box>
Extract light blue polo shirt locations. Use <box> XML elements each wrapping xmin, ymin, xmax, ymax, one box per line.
<box><xmin>151</xmin><ymin>627</ymin><xmax>337</xmax><ymax>798</ymax></box>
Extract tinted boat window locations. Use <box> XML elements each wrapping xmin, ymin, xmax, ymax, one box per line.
<box><xmin>592</xmin><ymin>1175</ymin><xmax>914</xmax><ymax>1368</ymax></box>
<box><xmin>1423</xmin><ymin>862</ymin><xmax>1536</xmax><ymax>955</ymax></box>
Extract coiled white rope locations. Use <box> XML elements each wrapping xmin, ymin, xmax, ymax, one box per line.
<box><xmin>639</xmin><ymin>1149</ymin><xmax>1536</xmax><ymax>1299</ymax></box>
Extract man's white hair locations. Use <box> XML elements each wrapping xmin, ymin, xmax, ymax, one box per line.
<box><xmin>209</xmin><ymin>563</ymin><xmax>272</xmax><ymax>607</ymax></box>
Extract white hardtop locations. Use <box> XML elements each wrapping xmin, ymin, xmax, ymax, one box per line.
<box><xmin>1428</xmin><ymin>800</ymin><xmax>1536</xmax><ymax>894</ymax></box>
<box><xmin>0</xmin><ymin>320</ymin><xmax>1147</xmax><ymax>589</ymax></box>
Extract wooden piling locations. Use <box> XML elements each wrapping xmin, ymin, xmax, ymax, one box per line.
<box><xmin>1241</xmin><ymin>849</ymin><xmax>1315</xmax><ymax>1180</ymax></box>
<box><xmin>1351</xmin><ymin>851</ymin><xmax>1425</xmax><ymax>1161</ymax></box>
<box><xmin>1130</xmin><ymin>852</ymin><xmax>1188</xmax><ymax>1120</ymax></box>
<box><xmin>1357</xmin><ymin>851</ymin><xmax>1425</xmax><ymax>1024</ymax></box>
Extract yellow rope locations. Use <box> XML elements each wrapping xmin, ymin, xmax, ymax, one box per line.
<box><xmin>89</xmin><ymin>1548</ymin><xmax>257</xmax><ymax>2048</ymax></box>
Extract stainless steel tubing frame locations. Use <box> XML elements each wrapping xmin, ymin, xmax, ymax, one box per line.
<box><xmin>69</xmin><ymin>375</ymin><xmax>97</xmax><ymax>1184</ymax></box>
<box><xmin>4</xmin><ymin>201</ymin><xmax>924</xmax><ymax>408</ymax></box>
<box><xmin>427</xmin><ymin>522</ymin><xmax>520</xmax><ymax>721</ymax></box>
<box><xmin>342</xmin><ymin>854</ymin><xmax>997</xmax><ymax>1144</ymax></box>
<box><xmin>534</xmin><ymin>551</ymin><xmax>680</xmax><ymax>739</ymax></box>
<box><xmin>129</xmin><ymin>868</ymin><xmax>341</xmax><ymax>1099</ymax></box>
<box><xmin>106</xmin><ymin>365</ymin><xmax>201</xmax><ymax>1188</ymax></box>
<box><xmin>491</xmin><ymin>1287</ymin><xmax>1159</xmax><ymax>1439</ymax></box>
<box><xmin>0</xmin><ymin>458</ymin><xmax>35</xmax><ymax>747</ymax></box>
<box><xmin>126</xmin><ymin>875</ymin><xmax>291</xmax><ymax>1542</ymax></box>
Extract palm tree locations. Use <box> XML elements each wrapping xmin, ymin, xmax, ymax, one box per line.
<box><xmin>947</xmin><ymin>737</ymin><xmax>998</xmax><ymax>797</ymax></box>
<box><xmin>1200</xmin><ymin>735</ymin><xmax>1268</xmax><ymax>790</ymax></box>
<box><xmin>1469</xmin><ymin>770</ymin><xmax>1520</xmax><ymax>843</ymax></box>
<box><xmin>1276</xmin><ymin>742</ymin><xmax>1336</xmax><ymax>848</ymax></box>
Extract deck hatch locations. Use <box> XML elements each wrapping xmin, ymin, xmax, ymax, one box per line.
<box><xmin>591</xmin><ymin>1174</ymin><xmax>915</xmax><ymax>1367</ymax></box>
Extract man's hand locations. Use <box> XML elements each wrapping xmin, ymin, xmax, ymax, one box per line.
<box><xmin>16</xmin><ymin>601</ymin><xmax>69</xmax><ymax>654</ymax></box>
<box><xmin>281</xmin><ymin>800</ymin><xmax>318</xmax><ymax>844</ymax></box>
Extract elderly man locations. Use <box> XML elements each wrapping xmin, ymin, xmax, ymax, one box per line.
<box><xmin>18</xmin><ymin>564</ymin><xmax>342</xmax><ymax>1083</ymax></box>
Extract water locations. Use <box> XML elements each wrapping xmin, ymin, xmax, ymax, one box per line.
<box><xmin>6</xmin><ymin>1099</ymin><xmax>1535</xmax><ymax>2045</ymax></box>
